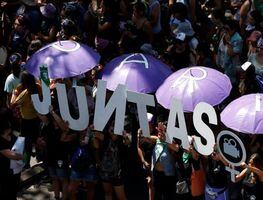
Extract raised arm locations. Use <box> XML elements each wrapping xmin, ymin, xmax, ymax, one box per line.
<box><xmin>0</xmin><ymin>149</ymin><xmax>23</xmax><ymax>160</ymax></box>
<box><xmin>49</xmin><ymin>105</ymin><xmax>68</xmax><ymax>132</ymax></box>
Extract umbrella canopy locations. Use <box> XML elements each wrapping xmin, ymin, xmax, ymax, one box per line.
<box><xmin>221</xmin><ymin>93</ymin><xmax>263</xmax><ymax>134</ymax></box>
<box><xmin>100</xmin><ymin>53</ymin><xmax>173</xmax><ymax>93</ymax></box>
<box><xmin>25</xmin><ymin>40</ymin><xmax>100</xmax><ymax>79</ymax></box>
<box><xmin>156</xmin><ymin>66</ymin><xmax>232</xmax><ymax>111</ymax></box>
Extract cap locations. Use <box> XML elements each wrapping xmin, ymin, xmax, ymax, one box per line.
<box><xmin>172</xmin><ymin>20</ymin><xmax>195</xmax><ymax>37</ymax></box>
<box><xmin>9</xmin><ymin>53</ymin><xmax>22</xmax><ymax>65</ymax></box>
<box><xmin>241</xmin><ymin>61</ymin><xmax>252</xmax><ymax>71</ymax></box>
<box><xmin>173</xmin><ymin>32</ymin><xmax>186</xmax><ymax>43</ymax></box>
<box><xmin>147</xmin><ymin>113</ymin><xmax>154</xmax><ymax>123</ymax></box>
<box><xmin>40</xmin><ymin>3</ymin><xmax>57</xmax><ymax>19</ymax></box>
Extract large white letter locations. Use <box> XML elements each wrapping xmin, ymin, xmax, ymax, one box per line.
<box><xmin>193</xmin><ymin>102</ymin><xmax>217</xmax><ymax>156</ymax></box>
<box><xmin>94</xmin><ymin>80</ymin><xmax>126</xmax><ymax>135</ymax></box>
<box><xmin>31</xmin><ymin>79</ymin><xmax>51</xmax><ymax>115</ymax></box>
<box><xmin>56</xmin><ymin>83</ymin><xmax>89</xmax><ymax>131</ymax></box>
<box><xmin>167</xmin><ymin>98</ymin><xmax>189</xmax><ymax>150</ymax></box>
<box><xmin>127</xmin><ymin>91</ymin><xmax>155</xmax><ymax>137</ymax></box>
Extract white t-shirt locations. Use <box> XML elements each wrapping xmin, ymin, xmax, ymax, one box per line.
<box><xmin>170</xmin><ymin>17</ymin><xmax>195</xmax><ymax>37</ymax></box>
<box><xmin>4</xmin><ymin>74</ymin><xmax>20</xmax><ymax>93</ymax></box>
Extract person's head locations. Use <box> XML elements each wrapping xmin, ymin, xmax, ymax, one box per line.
<box><xmin>0</xmin><ymin>120</ymin><xmax>12</xmax><ymax>136</ymax></box>
<box><xmin>230</xmin><ymin>0</ymin><xmax>243</xmax><ymax>8</ymax></box>
<box><xmin>248</xmin><ymin>30</ymin><xmax>263</xmax><ymax>56</ymax></box>
<box><xmin>248</xmin><ymin>153</ymin><xmax>263</xmax><ymax>171</ymax></box>
<box><xmin>61</xmin><ymin>18</ymin><xmax>77</xmax><ymax>38</ymax></box>
<box><xmin>13</xmin><ymin>15</ymin><xmax>27</xmax><ymax>33</ymax></box>
<box><xmin>132</xmin><ymin>0</ymin><xmax>148</xmax><ymax>18</ymax></box>
<box><xmin>97</xmin><ymin>0</ymin><xmax>115</xmax><ymax>15</ymax></box>
<box><xmin>20</xmin><ymin>71</ymin><xmax>37</xmax><ymax>94</ymax></box>
<box><xmin>9</xmin><ymin>53</ymin><xmax>22</xmax><ymax>77</ymax></box>
<box><xmin>40</xmin><ymin>3</ymin><xmax>57</xmax><ymax>19</ymax></box>
<box><xmin>171</xmin><ymin>3</ymin><xmax>187</xmax><ymax>20</ymax></box>
<box><xmin>61</xmin><ymin>2</ymin><xmax>78</xmax><ymax>19</ymax></box>
<box><xmin>248</xmin><ymin>10</ymin><xmax>263</xmax><ymax>27</ymax></box>
<box><xmin>248</xmin><ymin>30</ymin><xmax>262</xmax><ymax>47</ymax></box>
<box><xmin>211</xmin><ymin>9</ymin><xmax>226</xmax><ymax>26</ymax></box>
<box><xmin>224</xmin><ymin>19</ymin><xmax>240</xmax><ymax>36</ymax></box>
<box><xmin>156</xmin><ymin>120</ymin><xmax>167</xmax><ymax>141</ymax></box>
<box><xmin>173</xmin><ymin>32</ymin><xmax>188</xmax><ymax>53</ymax></box>
<box><xmin>27</xmin><ymin>40</ymin><xmax>42</xmax><ymax>58</ymax></box>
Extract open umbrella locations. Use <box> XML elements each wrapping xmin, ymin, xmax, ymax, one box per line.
<box><xmin>156</xmin><ymin>66</ymin><xmax>232</xmax><ymax>112</ymax></box>
<box><xmin>100</xmin><ymin>53</ymin><xmax>173</xmax><ymax>93</ymax></box>
<box><xmin>221</xmin><ymin>93</ymin><xmax>263</xmax><ymax>134</ymax></box>
<box><xmin>25</xmin><ymin>40</ymin><xmax>100</xmax><ymax>79</ymax></box>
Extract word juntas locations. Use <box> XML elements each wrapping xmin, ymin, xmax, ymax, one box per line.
<box><xmin>33</xmin><ymin>79</ymin><xmax>221</xmax><ymax>156</ymax></box>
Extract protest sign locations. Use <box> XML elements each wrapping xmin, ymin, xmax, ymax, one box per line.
<box><xmin>31</xmin><ymin>80</ymin><xmax>246</xmax><ymax>163</ymax></box>
<box><xmin>10</xmin><ymin>137</ymin><xmax>25</xmax><ymax>174</ymax></box>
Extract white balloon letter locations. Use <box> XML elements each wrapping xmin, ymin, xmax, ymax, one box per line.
<box><xmin>193</xmin><ymin>102</ymin><xmax>217</xmax><ymax>156</ymax></box>
<box><xmin>167</xmin><ymin>98</ymin><xmax>189</xmax><ymax>150</ymax></box>
<box><xmin>94</xmin><ymin>80</ymin><xmax>126</xmax><ymax>135</ymax></box>
<box><xmin>56</xmin><ymin>83</ymin><xmax>89</xmax><ymax>131</ymax></box>
<box><xmin>31</xmin><ymin>79</ymin><xmax>51</xmax><ymax>115</ymax></box>
<box><xmin>127</xmin><ymin>91</ymin><xmax>155</xmax><ymax>137</ymax></box>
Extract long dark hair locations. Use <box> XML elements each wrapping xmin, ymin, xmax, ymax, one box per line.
<box><xmin>20</xmin><ymin>71</ymin><xmax>38</xmax><ymax>94</ymax></box>
<box><xmin>250</xmin><ymin>153</ymin><xmax>263</xmax><ymax>171</ymax></box>
<box><xmin>0</xmin><ymin>120</ymin><xmax>11</xmax><ymax>136</ymax></box>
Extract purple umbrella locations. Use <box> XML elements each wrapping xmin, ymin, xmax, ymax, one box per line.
<box><xmin>25</xmin><ymin>40</ymin><xmax>100</xmax><ymax>79</ymax></box>
<box><xmin>100</xmin><ymin>53</ymin><xmax>173</xmax><ymax>93</ymax></box>
<box><xmin>156</xmin><ymin>66</ymin><xmax>232</xmax><ymax>112</ymax></box>
<box><xmin>221</xmin><ymin>94</ymin><xmax>263</xmax><ymax>134</ymax></box>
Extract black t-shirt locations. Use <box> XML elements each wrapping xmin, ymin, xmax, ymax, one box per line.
<box><xmin>139</xmin><ymin>140</ymin><xmax>154</xmax><ymax>163</ymax></box>
<box><xmin>0</xmin><ymin>134</ymin><xmax>17</xmax><ymax>177</ymax></box>
<box><xmin>242</xmin><ymin>170</ymin><xmax>263</xmax><ymax>200</ymax></box>
<box><xmin>206</xmin><ymin>157</ymin><xmax>228</xmax><ymax>188</ymax></box>
<box><xmin>41</xmin><ymin>123</ymin><xmax>70</xmax><ymax>168</ymax></box>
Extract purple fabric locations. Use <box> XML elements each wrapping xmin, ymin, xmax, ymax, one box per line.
<box><xmin>25</xmin><ymin>40</ymin><xmax>100</xmax><ymax>79</ymax></box>
<box><xmin>156</xmin><ymin>66</ymin><xmax>232</xmax><ymax>112</ymax></box>
<box><xmin>100</xmin><ymin>53</ymin><xmax>173</xmax><ymax>93</ymax></box>
<box><xmin>205</xmin><ymin>185</ymin><xmax>229</xmax><ymax>200</ymax></box>
<box><xmin>221</xmin><ymin>94</ymin><xmax>263</xmax><ymax>134</ymax></box>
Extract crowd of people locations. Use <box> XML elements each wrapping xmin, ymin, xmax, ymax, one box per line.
<box><xmin>0</xmin><ymin>0</ymin><xmax>263</xmax><ymax>200</ymax></box>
